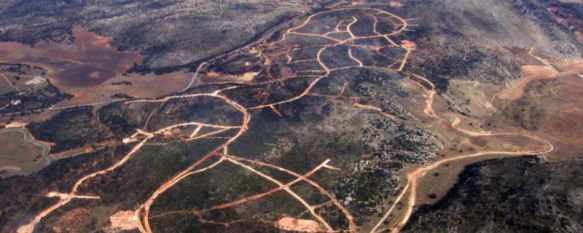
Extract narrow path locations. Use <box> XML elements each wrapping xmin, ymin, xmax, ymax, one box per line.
<box><xmin>0</xmin><ymin>73</ymin><xmax>19</xmax><ymax>92</ymax></box>
<box><xmin>0</xmin><ymin>128</ymin><xmax>51</xmax><ymax>166</ymax></box>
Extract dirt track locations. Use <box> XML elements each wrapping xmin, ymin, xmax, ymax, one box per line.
<box><xmin>15</xmin><ymin>2</ymin><xmax>568</xmax><ymax>233</ymax></box>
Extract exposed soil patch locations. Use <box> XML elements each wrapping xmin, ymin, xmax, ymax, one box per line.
<box><xmin>0</xmin><ymin>27</ymin><xmax>141</xmax><ymax>89</ymax></box>
<box><xmin>274</xmin><ymin>217</ymin><xmax>325</xmax><ymax>232</ymax></box>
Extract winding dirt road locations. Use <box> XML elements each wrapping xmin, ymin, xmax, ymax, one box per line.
<box><xmin>15</xmin><ymin>2</ymin><xmax>557</xmax><ymax>233</ymax></box>
<box><xmin>369</xmin><ymin>73</ymin><xmax>555</xmax><ymax>233</ymax></box>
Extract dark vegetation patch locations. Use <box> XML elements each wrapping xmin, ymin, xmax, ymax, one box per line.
<box><xmin>28</xmin><ymin>106</ymin><xmax>115</xmax><ymax>153</ymax></box>
<box><xmin>403</xmin><ymin>157</ymin><xmax>583</xmax><ymax>233</ymax></box>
